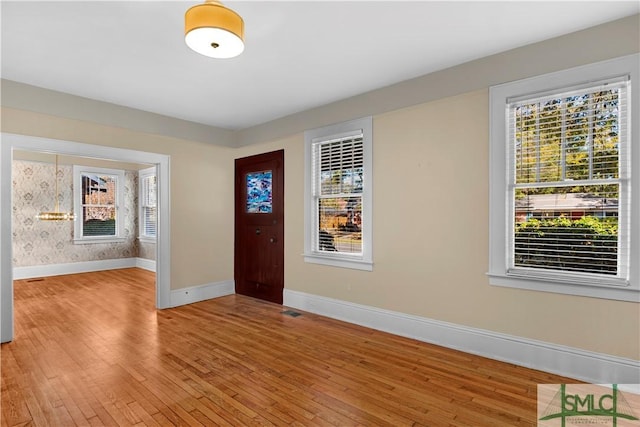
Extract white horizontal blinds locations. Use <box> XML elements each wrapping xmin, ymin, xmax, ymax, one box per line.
<box><xmin>508</xmin><ymin>77</ymin><xmax>629</xmax><ymax>279</ymax></box>
<box><xmin>142</xmin><ymin>175</ymin><xmax>157</xmax><ymax>237</ymax></box>
<box><xmin>313</xmin><ymin>132</ymin><xmax>364</xmax><ymax>254</ymax></box>
<box><xmin>512</xmin><ymin>78</ymin><xmax>628</xmax><ymax>185</ymax></box>
<box><xmin>81</xmin><ymin>173</ymin><xmax>117</xmax><ymax>236</ymax></box>
<box><xmin>318</xmin><ymin>136</ymin><xmax>364</xmax><ymax>194</ymax></box>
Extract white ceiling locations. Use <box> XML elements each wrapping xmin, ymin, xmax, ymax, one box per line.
<box><xmin>2</xmin><ymin>1</ymin><xmax>639</xmax><ymax>131</ymax></box>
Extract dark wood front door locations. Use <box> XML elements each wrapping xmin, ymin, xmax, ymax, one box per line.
<box><xmin>234</xmin><ymin>150</ymin><xmax>284</xmax><ymax>304</ymax></box>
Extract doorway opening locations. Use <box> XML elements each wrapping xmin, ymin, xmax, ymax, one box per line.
<box><xmin>1</xmin><ymin>133</ymin><xmax>171</xmax><ymax>343</ymax></box>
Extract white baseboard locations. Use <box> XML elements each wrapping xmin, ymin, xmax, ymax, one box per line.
<box><xmin>169</xmin><ymin>280</ymin><xmax>235</xmax><ymax>308</ymax></box>
<box><xmin>13</xmin><ymin>258</ymin><xmax>138</xmax><ymax>280</ymax></box>
<box><xmin>135</xmin><ymin>258</ymin><xmax>156</xmax><ymax>272</ymax></box>
<box><xmin>283</xmin><ymin>289</ymin><xmax>640</xmax><ymax>385</ymax></box>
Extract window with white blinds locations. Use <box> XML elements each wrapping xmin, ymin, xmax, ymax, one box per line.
<box><xmin>304</xmin><ymin>117</ymin><xmax>373</xmax><ymax>271</ymax></box>
<box><xmin>313</xmin><ymin>134</ymin><xmax>363</xmax><ymax>254</ymax></box>
<box><xmin>139</xmin><ymin>167</ymin><xmax>157</xmax><ymax>241</ymax></box>
<box><xmin>489</xmin><ymin>54</ymin><xmax>639</xmax><ymax>301</ymax></box>
<box><xmin>509</xmin><ymin>78</ymin><xmax>629</xmax><ymax>282</ymax></box>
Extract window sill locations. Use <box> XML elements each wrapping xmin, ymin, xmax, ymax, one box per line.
<box><xmin>487</xmin><ymin>272</ymin><xmax>639</xmax><ymax>302</ymax></box>
<box><xmin>304</xmin><ymin>253</ymin><xmax>373</xmax><ymax>271</ymax></box>
<box><xmin>138</xmin><ymin>236</ymin><xmax>156</xmax><ymax>244</ymax></box>
<box><xmin>73</xmin><ymin>237</ymin><xmax>126</xmax><ymax>245</ymax></box>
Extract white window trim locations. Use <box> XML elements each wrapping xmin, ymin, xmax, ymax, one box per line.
<box><xmin>304</xmin><ymin>116</ymin><xmax>373</xmax><ymax>271</ymax></box>
<box><xmin>73</xmin><ymin>165</ymin><xmax>125</xmax><ymax>244</ymax></box>
<box><xmin>488</xmin><ymin>53</ymin><xmax>640</xmax><ymax>302</ymax></box>
<box><xmin>138</xmin><ymin>166</ymin><xmax>157</xmax><ymax>243</ymax></box>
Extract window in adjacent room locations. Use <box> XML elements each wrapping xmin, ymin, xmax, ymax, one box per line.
<box><xmin>73</xmin><ymin>166</ymin><xmax>125</xmax><ymax>243</ymax></box>
<box><xmin>304</xmin><ymin>116</ymin><xmax>373</xmax><ymax>271</ymax></box>
<box><xmin>138</xmin><ymin>166</ymin><xmax>157</xmax><ymax>242</ymax></box>
<box><xmin>488</xmin><ymin>54</ymin><xmax>639</xmax><ymax>301</ymax></box>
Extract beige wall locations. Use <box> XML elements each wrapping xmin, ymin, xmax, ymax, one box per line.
<box><xmin>1</xmin><ymin>108</ymin><xmax>235</xmax><ymax>289</ymax></box>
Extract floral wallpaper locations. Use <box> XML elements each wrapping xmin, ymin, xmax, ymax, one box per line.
<box><xmin>139</xmin><ymin>241</ymin><xmax>156</xmax><ymax>260</ymax></box>
<box><xmin>12</xmin><ymin>160</ymin><xmax>155</xmax><ymax>267</ymax></box>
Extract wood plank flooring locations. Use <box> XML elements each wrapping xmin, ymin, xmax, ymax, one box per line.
<box><xmin>2</xmin><ymin>268</ymin><xmax>576</xmax><ymax>426</ymax></box>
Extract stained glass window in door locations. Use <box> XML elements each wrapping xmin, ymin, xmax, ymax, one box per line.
<box><xmin>246</xmin><ymin>170</ymin><xmax>272</xmax><ymax>213</ymax></box>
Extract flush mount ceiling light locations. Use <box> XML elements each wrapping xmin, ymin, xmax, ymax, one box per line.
<box><xmin>36</xmin><ymin>154</ymin><xmax>75</xmax><ymax>221</ymax></box>
<box><xmin>185</xmin><ymin>0</ymin><xmax>245</xmax><ymax>59</ymax></box>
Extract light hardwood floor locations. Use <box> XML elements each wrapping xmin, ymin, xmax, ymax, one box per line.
<box><xmin>1</xmin><ymin>268</ymin><xmax>576</xmax><ymax>426</ymax></box>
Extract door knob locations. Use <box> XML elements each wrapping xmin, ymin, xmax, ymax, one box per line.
<box><xmin>270</xmin><ymin>237</ymin><xmax>276</xmax><ymax>243</ymax></box>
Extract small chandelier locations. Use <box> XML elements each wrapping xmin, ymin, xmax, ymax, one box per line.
<box><xmin>185</xmin><ymin>0</ymin><xmax>245</xmax><ymax>59</ymax></box>
<box><xmin>36</xmin><ymin>155</ymin><xmax>75</xmax><ymax>221</ymax></box>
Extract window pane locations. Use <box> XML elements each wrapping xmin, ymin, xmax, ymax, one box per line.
<box><xmin>140</xmin><ymin>172</ymin><xmax>157</xmax><ymax>238</ymax></box>
<box><xmin>592</xmin><ymin>90</ymin><xmax>621</xmax><ymax>179</ymax></box>
<box><xmin>82</xmin><ymin>174</ymin><xmax>117</xmax><ymax>205</ymax></box>
<box><xmin>144</xmin><ymin>175</ymin><xmax>157</xmax><ymax>206</ymax></box>
<box><xmin>82</xmin><ymin>206</ymin><xmax>116</xmax><ymax>236</ymax></box>
<box><xmin>319</xmin><ymin>137</ymin><xmax>364</xmax><ymax>195</ymax></box>
<box><xmin>515</xmin><ymin>103</ymin><xmax>542</xmax><ymax>183</ymax></box>
<box><xmin>318</xmin><ymin>196</ymin><xmax>362</xmax><ymax>254</ymax></box>
<box><xmin>514</xmin><ymin>185</ymin><xmax>618</xmax><ymax>275</ymax></box>
<box><xmin>514</xmin><ymin>88</ymin><xmax>620</xmax><ymax>184</ymax></box>
<box><xmin>144</xmin><ymin>206</ymin><xmax>157</xmax><ymax>236</ymax></box>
